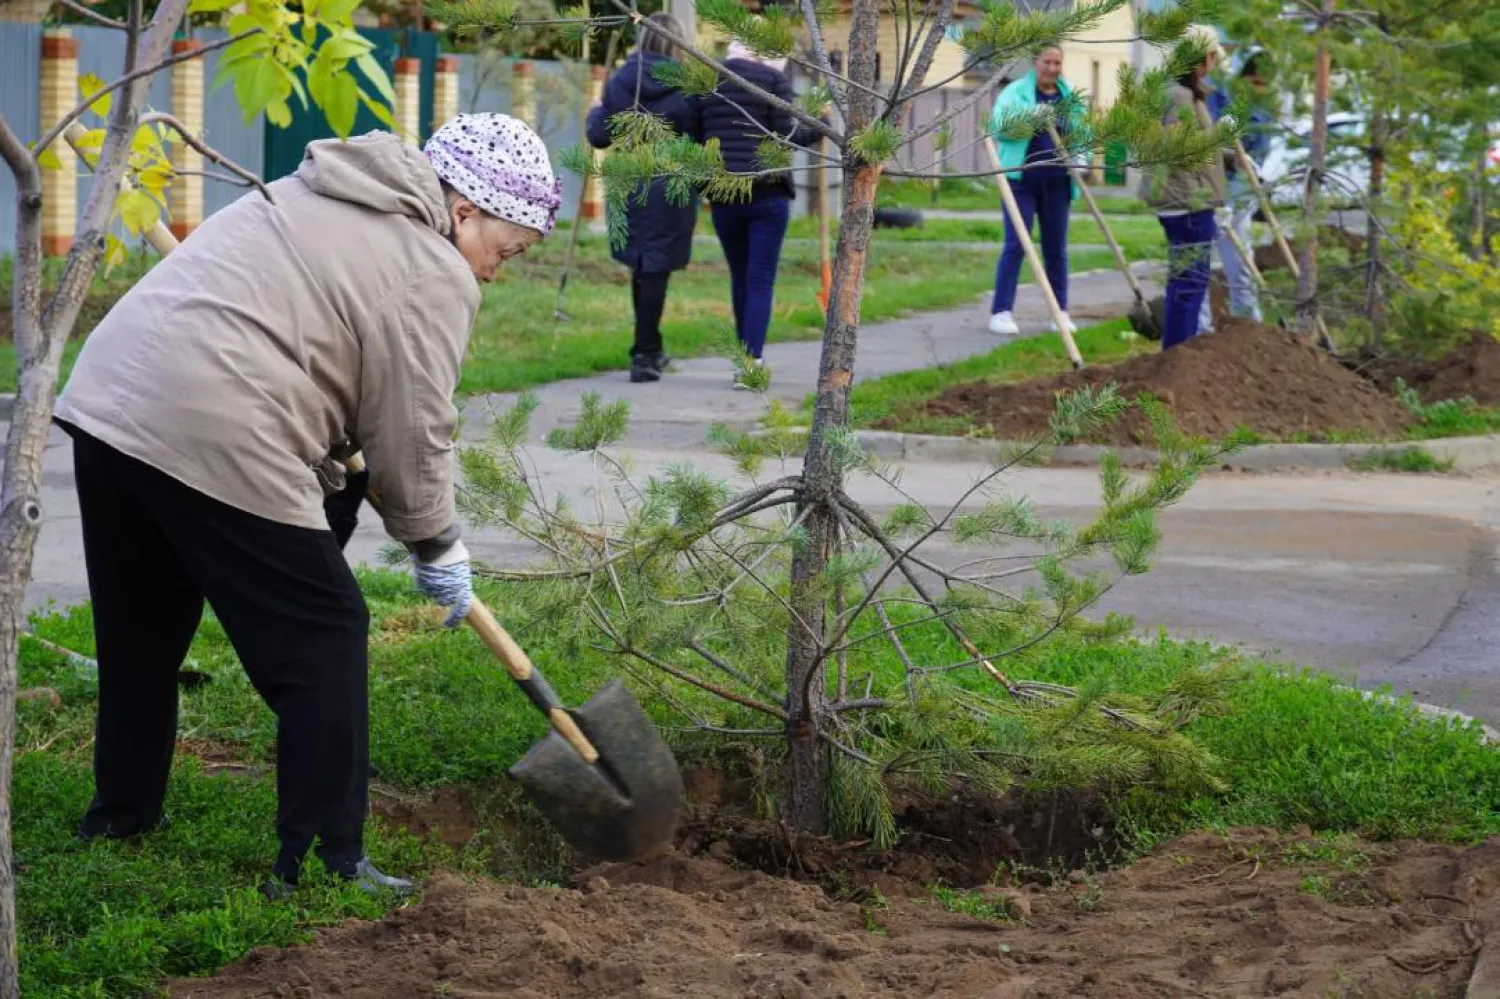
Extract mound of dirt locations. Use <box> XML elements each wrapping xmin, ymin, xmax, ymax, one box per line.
<box><xmin>1356</xmin><ymin>331</ymin><xmax>1500</xmax><ymax>407</ymax></box>
<box><xmin>903</xmin><ymin>319</ymin><xmax>1414</xmax><ymax>445</ymax></box>
<box><xmin>169</xmin><ymin>829</ymin><xmax>1500</xmax><ymax>999</ymax></box>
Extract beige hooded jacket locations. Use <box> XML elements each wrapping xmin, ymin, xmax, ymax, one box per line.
<box><xmin>55</xmin><ymin>132</ymin><xmax>479</xmax><ymax>546</ymax></box>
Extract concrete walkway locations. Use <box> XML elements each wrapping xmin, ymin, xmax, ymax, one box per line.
<box><xmin>457</xmin><ymin>261</ymin><xmax>1164</xmax><ymax>451</ymax></box>
<box><xmin>14</xmin><ymin>261</ymin><xmax>1500</xmax><ymax>727</ymax></box>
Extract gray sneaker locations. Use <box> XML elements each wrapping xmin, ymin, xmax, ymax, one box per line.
<box><xmin>261</xmin><ymin>857</ymin><xmax>413</xmax><ymax>901</ymax></box>
<box><xmin>347</xmin><ymin>857</ymin><xmax>413</xmax><ymax>897</ymax></box>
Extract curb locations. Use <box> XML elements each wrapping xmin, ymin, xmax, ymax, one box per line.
<box><xmin>0</xmin><ymin>394</ymin><xmax>11</xmax><ymax>422</ymax></box>
<box><xmin>852</xmin><ymin>430</ymin><xmax>1500</xmax><ymax>474</ymax></box>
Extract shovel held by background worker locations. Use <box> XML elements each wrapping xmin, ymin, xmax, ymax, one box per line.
<box><xmin>346</xmin><ymin>453</ymin><xmax>685</xmax><ymax>862</ymax></box>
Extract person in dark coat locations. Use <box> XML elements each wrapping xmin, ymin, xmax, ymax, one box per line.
<box><xmin>586</xmin><ymin>12</ymin><xmax>701</xmax><ymax>383</ymax></box>
<box><xmin>692</xmin><ymin>39</ymin><xmax>822</xmax><ymax>384</ymax></box>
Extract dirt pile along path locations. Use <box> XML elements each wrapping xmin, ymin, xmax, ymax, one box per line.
<box><xmin>171</xmin><ymin>829</ymin><xmax>1500</xmax><ymax>999</ymax></box>
<box><xmin>1356</xmin><ymin>331</ymin><xmax>1500</xmax><ymax>407</ymax></box>
<box><xmin>905</xmin><ymin>319</ymin><xmax>1414</xmax><ymax>445</ymax></box>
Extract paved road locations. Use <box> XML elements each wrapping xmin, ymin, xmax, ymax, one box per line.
<box><xmin>16</xmin><ymin>262</ymin><xmax>1500</xmax><ymax>725</ymax></box>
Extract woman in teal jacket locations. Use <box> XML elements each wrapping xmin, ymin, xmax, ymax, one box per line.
<box><xmin>987</xmin><ymin>47</ymin><xmax>1083</xmax><ymax>337</ymax></box>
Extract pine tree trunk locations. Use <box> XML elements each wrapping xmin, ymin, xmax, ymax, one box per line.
<box><xmin>1296</xmin><ymin>0</ymin><xmax>1335</xmax><ymax>335</ymax></box>
<box><xmin>1363</xmin><ymin>116</ymin><xmax>1386</xmax><ymax>351</ymax></box>
<box><xmin>781</xmin><ymin>0</ymin><xmax>881</xmax><ymax>833</ymax></box>
<box><xmin>782</xmin><ymin>161</ymin><xmax>882</xmax><ymax>831</ymax></box>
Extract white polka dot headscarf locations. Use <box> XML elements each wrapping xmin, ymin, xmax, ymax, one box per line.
<box><xmin>424</xmin><ymin>113</ymin><xmax>562</xmax><ymax>236</ymax></box>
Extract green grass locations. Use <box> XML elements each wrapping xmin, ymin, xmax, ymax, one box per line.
<box><xmin>1397</xmin><ymin>388</ymin><xmax>1500</xmax><ymax>441</ymax></box>
<box><xmin>1346</xmin><ymin>446</ymin><xmax>1455</xmax><ymax>474</ymax></box>
<box><xmin>17</xmin><ymin>564</ymin><xmax>1500</xmax><ymax>995</ymax></box>
<box><xmin>835</xmin><ymin>317</ymin><xmax>1150</xmax><ymax>433</ymax></box>
<box><xmin>782</xmin><ymin>213</ymin><xmax>1165</xmax><ymax>259</ymax></box>
<box><xmin>877</xmin><ymin>177</ymin><xmax>1155</xmax><ymax>216</ymax></box>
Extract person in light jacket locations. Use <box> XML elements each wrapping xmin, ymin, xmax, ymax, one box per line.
<box><xmin>587</xmin><ymin>12</ymin><xmax>701</xmax><ymax>384</ymax></box>
<box><xmin>692</xmin><ymin>39</ymin><xmax>823</xmax><ymax>384</ymax></box>
<box><xmin>1139</xmin><ymin>28</ymin><xmax>1227</xmax><ymax>350</ymax></box>
<box><xmin>986</xmin><ymin>46</ymin><xmax>1086</xmax><ymax>337</ymax></box>
<box><xmin>1220</xmin><ymin>49</ymin><xmax>1273</xmax><ymax>322</ymax></box>
<box><xmin>52</xmin><ymin>113</ymin><xmax>560</xmax><ymax>897</ymax></box>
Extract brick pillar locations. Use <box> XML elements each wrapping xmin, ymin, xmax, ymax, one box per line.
<box><xmin>579</xmin><ymin>65</ymin><xmax>605</xmax><ymax>220</ymax></box>
<box><xmin>432</xmin><ymin>55</ymin><xmax>459</xmax><ymax>131</ymax></box>
<box><xmin>509</xmin><ymin>60</ymin><xmax>535</xmax><ymax>128</ymax></box>
<box><xmin>39</xmin><ymin>29</ymin><xmax>78</xmax><ymax>257</ymax></box>
<box><xmin>167</xmin><ymin>39</ymin><xmax>204</xmax><ymax>240</ymax></box>
<box><xmin>394</xmin><ymin>57</ymin><xmax>422</xmax><ymax>146</ymax></box>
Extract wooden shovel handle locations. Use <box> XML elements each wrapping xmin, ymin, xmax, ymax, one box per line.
<box><xmin>341</xmin><ymin>452</ymin><xmax>600</xmax><ymax>764</ymax></box>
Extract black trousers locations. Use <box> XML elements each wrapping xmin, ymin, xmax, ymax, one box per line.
<box><xmin>630</xmin><ymin>270</ymin><xmax>671</xmax><ymax>359</ymax></box>
<box><xmin>67</xmin><ymin>425</ymin><xmax>370</xmax><ymax>881</ymax></box>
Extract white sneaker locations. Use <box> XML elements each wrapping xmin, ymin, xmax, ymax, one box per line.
<box><xmin>1048</xmin><ymin>312</ymin><xmax>1079</xmax><ymax>335</ymax></box>
<box><xmin>988</xmin><ymin>311</ymin><xmax>1019</xmax><ymax>335</ymax></box>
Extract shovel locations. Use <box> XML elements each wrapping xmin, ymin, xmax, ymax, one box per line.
<box><xmin>1045</xmin><ymin>124</ymin><xmax>1160</xmax><ymax>341</ymax></box>
<box><xmin>343</xmin><ymin>453</ymin><xmax>684</xmax><ymax>861</ymax></box>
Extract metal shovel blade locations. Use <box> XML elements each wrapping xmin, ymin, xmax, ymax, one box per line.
<box><xmin>1129</xmin><ymin>295</ymin><xmax>1164</xmax><ymax>342</ymax></box>
<box><xmin>509</xmin><ymin>679</ymin><xmax>684</xmax><ymax>862</ymax></box>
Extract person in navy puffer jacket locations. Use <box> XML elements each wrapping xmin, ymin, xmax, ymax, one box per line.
<box><xmin>692</xmin><ymin>39</ymin><xmax>823</xmax><ymax>384</ymax></box>
<box><xmin>586</xmin><ymin>12</ymin><xmax>702</xmax><ymax>383</ymax></box>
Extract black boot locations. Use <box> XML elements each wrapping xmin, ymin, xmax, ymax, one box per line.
<box><xmin>630</xmin><ymin>354</ymin><xmax>662</xmax><ymax>383</ymax></box>
<box><xmin>77</xmin><ymin>811</ymin><xmax>171</xmax><ymax>842</ymax></box>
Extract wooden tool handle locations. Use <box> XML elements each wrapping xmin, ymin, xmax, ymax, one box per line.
<box><xmin>465</xmin><ymin>599</ymin><xmax>600</xmax><ymax>764</ymax></box>
<box><xmin>341</xmin><ymin>451</ymin><xmax>600</xmax><ymax>764</ymax></box>
<box><xmin>983</xmin><ymin>136</ymin><xmax>1084</xmax><ymax>369</ymax></box>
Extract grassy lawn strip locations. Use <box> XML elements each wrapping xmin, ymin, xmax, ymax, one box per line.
<box><xmin>877</xmin><ymin>178</ymin><xmax>1155</xmax><ymax>217</ymax></box>
<box><xmin>17</xmin><ymin>565</ymin><xmax>1500</xmax><ymax>995</ymax></box>
<box><xmin>781</xmin><ymin>213</ymin><xmax>1165</xmax><ymax>258</ymax></box>
<box><xmin>838</xmin><ymin>318</ymin><xmax>1150</xmax><ymax>433</ymax></box>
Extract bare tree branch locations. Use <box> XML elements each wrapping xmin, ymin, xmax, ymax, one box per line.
<box><xmin>893</xmin><ymin>0</ymin><xmax>957</xmax><ymax>121</ymax></box>
<box><xmin>138</xmin><ymin>112</ymin><xmax>272</xmax><ymax>202</ymax></box>
<box><xmin>686</xmin><ymin>640</ymin><xmax>782</xmax><ymax>704</ymax></box>
<box><xmin>797</xmin><ymin>0</ymin><xmax>851</xmax><ymax>122</ymax></box>
<box><xmin>625</xmin><ymin>647</ymin><xmax>789</xmax><ymax>720</ymax></box>
<box><xmin>0</xmin><ymin>114</ymin><xmax>43</xmax><ymax>363</ymax></box>
<box><xmin>34</xmin><ymin>28</ymin><xmax>258</xmax><ymax>159</ymax></box>
<box><xmin>899</xmin><ymin>63</ymin><xmax>1010</xmax><ymax>152</ymax></box>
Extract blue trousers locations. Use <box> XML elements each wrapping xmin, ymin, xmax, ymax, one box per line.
<box><xmin>991</xmin><ymin>173</ymin><xmax>1071</xmax><ymax>313</ymax></box>
<box><xmin>711</xmin><ymin>194</ymin><xmax>791</xmax><ymax>360</ymax></box>
<box><xmin>1158</xmin><ymin>210</ymin><xmax>1218</xmax><ymax>350</ymax></box>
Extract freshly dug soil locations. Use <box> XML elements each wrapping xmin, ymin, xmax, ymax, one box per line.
<box><xmin>1355</xmin><ymin>331</ymin><xmax>1500</xmax><ymax>407</ymax></box>
<box><xmin>904</xmin><ymin>319</ymin><xmax>1415</xmax><ymax>445</ymax></box>
<box><xmin>169</xmin><ymin>828</ymin><xmax>1500</xmax><ymax>998</ymax></box>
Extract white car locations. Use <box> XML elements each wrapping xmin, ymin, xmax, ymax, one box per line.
<box><xmin>1252</xmin><ymin>112</ymin><xmax>1370</xmax><ymax>211</ymax></box>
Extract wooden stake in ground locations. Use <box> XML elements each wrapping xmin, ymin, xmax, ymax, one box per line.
<box><xmin>1296</xmin><ymin>0</ymin><xmax>1336</xmax><ymax>336</ymax></box>
<box><xmin>982</xmin><ymin>136</ymin><xmax>1083</xmax><ymax>368</ymax></box>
